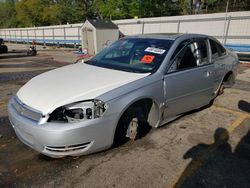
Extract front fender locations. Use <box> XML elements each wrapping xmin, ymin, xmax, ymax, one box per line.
<box><xmin>98</xmin><ymin>76</ymin><xmax>165</xmax><ymax>141</ymax></box>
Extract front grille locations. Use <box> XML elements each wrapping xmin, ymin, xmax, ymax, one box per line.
<box><xmin>12</xmin><ymin>97</ymin><xmax>42</xmax><ymax>122</ymax></box>
<box><xmin>45</xmin><ymin>142</ymin><xmax>91</xmax><ymax>152</ymax></box>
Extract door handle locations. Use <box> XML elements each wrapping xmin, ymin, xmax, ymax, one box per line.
<box><xmin>204</xmin><ymin>71</ymin><xmax>212</xmax><ymax>77</ymax></box>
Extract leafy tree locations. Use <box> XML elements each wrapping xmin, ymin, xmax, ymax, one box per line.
<box><xmin>0</xmin><ymin>0</ymin><xmax>249</xmax><ymax>28</ymax></box>
<box><xmin>0</xmin><ymin>0</ymin><xmax>16</xmax><ymax>28</ymax></box>
<box><xmin>138</xmin><ymin>0</ymin><xmax>181</xmax><ymax>17</ymax></box>
<box><xmin>93</xmin><ymin>0</ymin><xmax>125</xmax><ymax>19</ymax></box>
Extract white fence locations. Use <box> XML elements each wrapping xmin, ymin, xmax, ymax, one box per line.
<box><xmin>0</xmin><ymin>23</ymin><xmax>83</xmax><ymax>45</ymax></box>
<box><xmin>115</xmin><ymin>11</ymin><xmax>250</xmax><ymax>47</ymax></box>
<box><xmin>0</xmin><ymin>11</ymin><xmax>250</xmax><ymax>51</ymax></box>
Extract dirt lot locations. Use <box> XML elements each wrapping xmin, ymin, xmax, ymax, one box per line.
<box><xmin>0</xmin><ymin>43</ymin><xmax>250</xmax><ymax>188</ymax></box>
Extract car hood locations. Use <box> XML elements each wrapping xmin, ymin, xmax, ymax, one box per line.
<box><xmin>17</xmin><ymin>63</ymin><xmax>149</xmax><ymax>114</ymax></box>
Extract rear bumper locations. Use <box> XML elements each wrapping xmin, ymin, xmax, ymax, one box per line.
<box><xmin>8</xmin><ymin>101</ymin><xmax>116</xmax><ymax>158</ymax></box>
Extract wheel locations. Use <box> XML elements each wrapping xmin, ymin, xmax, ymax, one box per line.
<box><xmin>0</xmin><ymin>45</ymin><xmax>8</xmax><ymax>54</ymax></box>
<box><xmin>113</xmin><ymin>111</ymin><xmax>136</xmax><ymax>147</ymax></box>
<box><xmin>113</xmin><ymin>110</ymin><xmax>143</xmax><ymax>146</ymax></box>
<box><xmin>1</xmin><ymin>45</ymin><xmax>8</xmax><ymax>53</ymax></box>
<box><xmin>113</xmin><ymin>105</ymin><xmax>152</xmax><ymax>147</ymax></box>
<box><xmin>32</xmin><ymin>49</ymin><xmax>37</xmax><ymax>56</ymax></box>
<box><xmin>27</xmin><ymin>49</ymin><xmax>37</xmax><ymax>56</ymax></box>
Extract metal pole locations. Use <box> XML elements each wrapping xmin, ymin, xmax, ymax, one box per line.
<box><xmin>34</xmin><ymin>29</ymin><xmax>36</xmax><ymax>41</ymax></box>
<box><xmin>63</xmin><ymin>27</ymin><xmax>66</xmax><ymax>39</ymax></box>
<box><xmin>142</xmin><ymin>21</ymin><xmax>144</xmax><ymax>34</ymax></box>
<box><xmin>52</xmin><ymin>27</ymin><xmax>55</xmax><ymax>45</ymax></box>
<box><xmin>222</xmin><ymin>1</ymin><xmax>229</xmax><ymax>44</ymax></box>
<box><xmin>20</xmin><ymin>30</ymin><xmax>23</xmax><ymax>43</ymax></box>
<box><xmin>42</xmin><ymin>28</ymin><xmax>45</xmax><ymax>46</ymax></box>
<box><xmin>78</xmin><ymin>27</ymin><xmax>80</xmax><ymax>42</ymax></box>
<box><xmin>9</xmin><ymin>30</ymin><xmax>11</xmax><ymax>42</ymax></box>
<box><xmin>27</xmin><ymin>29</ymin><xmax>29</xmax><ymax>44</ymax></box>
<box><xmin>15</xmin><ymin>30</ymin><xmax>17</xmax><ymax>43</ymax></box>
<box><xmin>224</xmin><ymin>16</ymin><xmax>231</xmax><ymax>45</ymax></box>
<box><xmin>63</xmin><ymin>27</ymin><xmax>66</xmax><ymax>47</ymax></box>
<box><xmin>177</xmin><ymin>20</ymin><xmax>181</xmax><ymax>33</ymax></box>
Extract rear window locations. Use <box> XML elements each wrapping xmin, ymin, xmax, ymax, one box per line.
<box><xmin>217</xmin><ymin>43</ymin><xmax>227</xmax><ymax>56</ymax></box>
<box><xmin>209</xmin><ymin>39</ymin><xmax>226</xmax><ymax>59</ymax></box>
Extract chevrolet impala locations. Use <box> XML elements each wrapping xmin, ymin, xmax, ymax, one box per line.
<box><xmin>8</xmin><ymin>34</ymin><xmax>239</xmax><ymax>158</ymax></box>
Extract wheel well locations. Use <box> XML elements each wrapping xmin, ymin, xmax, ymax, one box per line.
<box><xmin>223</xmin><ymin>71</ymin><xmax>233</xmax><ymax>83</ymax></box>
<box><xmin>223</xmin><ymin>71</ymin><xmax>235</xmax><ymax>87</ymax></box>
<box><xmin>119</xmin><ymin>98</ymin><xmax>160</xmax><ymax>127</ymax></box>
<box><xmin>113</xmin><ymin>98</ymin><xmax>159</xmax><ymax>145</ymax></box>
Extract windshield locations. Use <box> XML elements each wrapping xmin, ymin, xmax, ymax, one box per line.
<box><xmin>85</xmin><ymin>38</ymin><xmax>174</xmax><ymax>73</ymax></box>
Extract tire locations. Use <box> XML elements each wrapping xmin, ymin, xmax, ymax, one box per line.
<box><xmin>1</xmin><ymin>45</ymin><xmax>8</xmax><ymax>53</ymax></box>
<box><xmin>33</xmin><ymin>50</ymin><xmax>37</xmax><ymax>56</ymax></box>
<box><xmin>114</xmin><ymin>108</ymin><xmax>146</xmax><ymax>146</ymax></box>
<box><xmin>33</xmin><ymin>49</ymin><xmax>37</xmax><ymax>56</ymax></box>
<box><xmin>113</xmin><ymin>111</ymin><xmax>134</xmax><ymax>147</ymax></box>
<box><xmin>27</xmin><ymin>49</ymin><xmax>37</xmax><ymax>56</ymax></box>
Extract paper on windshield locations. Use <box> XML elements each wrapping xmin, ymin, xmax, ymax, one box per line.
<box><xmin>145</xmin><ymin>47</ymin><xmax>166</xmax><ymax>54</ymax></box>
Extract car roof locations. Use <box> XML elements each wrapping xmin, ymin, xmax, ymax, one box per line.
<box><xmin>126</xmin><ymin>33</ymin><xmax>211</xmax><ymax>41</ymax></box>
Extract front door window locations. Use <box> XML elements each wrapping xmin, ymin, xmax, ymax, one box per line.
<box><xmin>168</xmin><ymin>40</ymin><xmax>209</xmax><ymax>73</ymax></box>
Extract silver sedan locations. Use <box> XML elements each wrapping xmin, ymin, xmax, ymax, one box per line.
<box><xmin>8</xmin><ymin>34</ymin><xmax>239</xmax><ymax>158</ymax></box>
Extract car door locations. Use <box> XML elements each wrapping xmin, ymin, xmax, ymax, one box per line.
<box><xmin>209</xmin><ymin>39</ymin><xmax>228</xmax><ymax>92</ymax></box>
<box><xmin>163</xmin><ymin>39</ymin><xmax>215</xmax><ymax>118</ymax></box>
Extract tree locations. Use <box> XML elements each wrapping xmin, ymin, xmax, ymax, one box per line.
<box><xmin>93</xmin><ymin>0</ymin><xmax>126</xmax><ymax>20</ymax></box>
<box><xmin>0</xmin><ymin>0</ymin><xmax>16</xmax><ymax>28</ymax></box>
<box><xmin>0</xmin><ymin>0</ymin><xmax>249</xmax><ymax>28</ymax></box>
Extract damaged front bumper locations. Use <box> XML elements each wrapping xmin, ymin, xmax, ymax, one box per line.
<box><xmin>8</xmin><ymin>100</ymin><xmax>116</xmax><ymax>158</ymax></box>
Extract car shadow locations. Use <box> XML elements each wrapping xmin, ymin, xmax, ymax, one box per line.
<box><xmin>238</xmin><ymin>100</ymin><xmax>250</xmax><ymax>113</ymax></box>
<box><xmin>0</xmin><ymin>54</ymin><xmax>32</xmax><ymax>59</ymax></box>
<box><xmin>7</xmin><ymin>50</ymin><xmax>28</xmax><ymax>54</ymax></box>
<box><xmin>174</xmin><ymin>128</ymin><xmax>250</xmax><ymax>188</ymax></box>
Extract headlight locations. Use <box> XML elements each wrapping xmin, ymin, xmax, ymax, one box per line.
<box><xmin>48</xmin><ymin>100</ymin><xmax>107</xmax><ymax>123</ymax></box>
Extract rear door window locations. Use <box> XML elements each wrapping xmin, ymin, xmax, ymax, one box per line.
<box><xmin>209</xmin><ymin>39</ymin><xmax>219</xmax><ymax>59</ymax></box>
<box><xmin>192</xmin><ymin>40</ymin><xmax>209</xmax><ymax>66</ymax></box>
